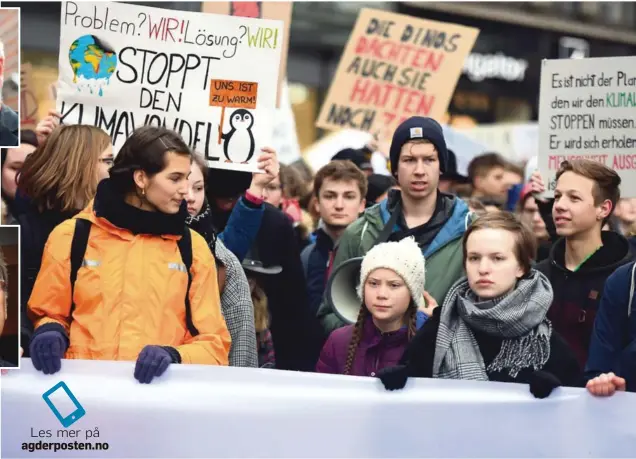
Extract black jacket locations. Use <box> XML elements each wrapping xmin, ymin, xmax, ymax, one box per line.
<box><xmin>0</xmin><ymin>104</ymin><xmax>19</xmax><ymax>147</ymax></box>
<box><xmin>536</xmin><ymin>231</ymin><xmax>633</xmax><ymax>368</ymax></box>
<box><xmin>302</xmin><ymin>228</ymin><xmax>335</xmax><ymax>316</ymax></box>
<box><xmin>18</xmin><ymin>205</ymin><xmax>76</xmax><ymax>355</ymax></box>
<box><xmin>397</xmin><ymin>306</ymin><xmax>581</xmax><ymax>388</ymax></box>
<box><xmin>214</xmin><ymin>202</ymin><xmax>323</xmax><ymax>371</ymax></box>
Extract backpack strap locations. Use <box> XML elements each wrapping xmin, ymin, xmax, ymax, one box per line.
<box><xmin>70</xmin><ymin>218</ymin><xmax>92</xmax><ymax>314</ymax></box>
<box><xmin>372</xmin><ymin>204</ymin><xmax>401</xmax><ymax>247</ymax></box>
<box><xmin>300</xmin><ymin>243</ymin><xmax>313</xmax><ymax>280</ymax></box>
<box><xmin>177</xmin><ymin>229</ymin><xmax>199</xmax><ymax>337</ymax></box>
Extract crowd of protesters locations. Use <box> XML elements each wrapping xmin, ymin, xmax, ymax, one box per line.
<box><xmin>0</xmin><ymin>110</ymin><xmax>632</xmax><ymax>399</ymax></box>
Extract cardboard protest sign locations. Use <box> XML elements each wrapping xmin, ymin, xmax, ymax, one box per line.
<box><xmin>316</xmin><ymin>8</ymin><xmax>479</xmax><ymax>134</ymax></box>
<box><xmin>202</xmin><ymin>1</ymin><xmax>292</xmax><ymax>107</ymax></box>
<box><xmin>20</xmin><ymin>62</ymin><xmax>40</xmax><ymax>130</ymax></box>
<box><xmin>56</xmin><ymin>1</ymin><xmax>283</xmax><ymax>172</ymax></box>
<box><xmin>538</xmin><ymin>56</ymin><xmax>636</xmax><ymax>197</ymax></box>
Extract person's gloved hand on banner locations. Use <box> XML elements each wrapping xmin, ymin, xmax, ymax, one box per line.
<box><xmin>134</xmin><ymin>345</ymin><xmax>181</xmax><ymax>384</ymax></box>
<box><xmin>30</xmin><ymin>327</ymin><xmax>69</xmax><ymax>375</ymax></box>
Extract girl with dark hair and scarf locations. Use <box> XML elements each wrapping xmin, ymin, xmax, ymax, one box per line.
<box><xmin>316</xmin><ymin>237</ymin><xmax>428</xmax><ymax>376</ymax></box>
<box><xmin>379</xmin><ymin>212</ymin><xmax>581</xmax><ymax>398</ymax></box>
<box><xmin>27</xmin><ymin>126</ymin><xmax>230</xmax><ymax>383</ymax></box>
<box><xmin>185</xmin><ymin>153</ymin><xmax>260</xmax><ymax>368</ymax></box>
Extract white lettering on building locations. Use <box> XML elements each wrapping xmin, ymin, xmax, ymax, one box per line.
<box><xmin>463</xmin><ymin>52</ymin><xmax>529</xmax><ymax>82</ymax></box>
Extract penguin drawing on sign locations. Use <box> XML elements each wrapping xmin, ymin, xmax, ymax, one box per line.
<box><xmin>221</xmin><ymin>109</ymin><xmax>255</xmax><ymax>164</ymax></box>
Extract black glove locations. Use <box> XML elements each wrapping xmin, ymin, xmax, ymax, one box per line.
<box><xmin>30</xmin><ymin>328</ymin><xmax>68</xmax><ymax>375</ymax></box>
<box><xmin>377</xmin><ymin>365</ymin><xmax>409</xmax><ymax>391</ymax></box>
<box><xmin>528</xmin><ymin>370</ymin><xmax>561</xmax><ymax>399</ymax></box>
<box><xmin>134</xmin><ymin>345</ymin><xmax>180</xmax><ymax>384</ymax></box>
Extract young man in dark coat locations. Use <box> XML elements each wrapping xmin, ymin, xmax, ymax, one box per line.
<box><xmin>207</xmin><ymin>168</ymin><xmax>323</xmax><ymax>371</ymax></box>
<box><xmin>531</xmin><ymin>159</ymin><xmax>633</xmax><ymax>368</ymax></box>
<box><xmin>301</xmin><ymin>160</ymin><xmax>366</xmax><ymax>315</ymax></box>
<box><xmin>585</xmin><ymin>261</ymin><xmax>636</xmax><ymax>392</ymax></box>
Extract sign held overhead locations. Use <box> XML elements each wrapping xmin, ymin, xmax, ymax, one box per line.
<box><xmin>316</xmin><ymin>8</ymin><xmax>479</xmax><ymax>134</ymax></box>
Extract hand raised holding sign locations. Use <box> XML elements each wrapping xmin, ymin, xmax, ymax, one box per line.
<box><xmin>247</xmin><ymin>147</ymin><xmax>280</xmax><ymax>198</ymax></box>
<box><xmin>35</xmin><ymin>109</ymin><xmax>62</xmax><ymax>146</ymax></box>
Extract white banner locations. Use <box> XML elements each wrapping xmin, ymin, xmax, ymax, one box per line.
<box><xmin>56</xmin><ymin>1</ymin><xmax>283</xmax><ymax>173</ymax></box>
<box><xmin>3</xmin><ymin>359</ymin><xmax>636</xmax><ymax>458</ymax></box>
<box><xmin>538</xmin><ymin>56</ymin><xmax>636</xmax><ymax>197</ymax></box>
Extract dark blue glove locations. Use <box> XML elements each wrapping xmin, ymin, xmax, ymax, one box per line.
<box><xmin>134</xmin><ymin>345</ymin><xmax>180</xmax><ymax>384</ymax></box>
<box><xmin>528</xmin><ymin>370</ymin><xmax>561</xmax><ymax>399</ymax></box>
<box><xmin>377</xmin><ymin>364</ymin><xmax>409</xmax><ymax>391</ymax></box>
<box><xmin>30</xmin><ymin>329</ymin><xmax>68</xmax><ymax>375</ymax></box>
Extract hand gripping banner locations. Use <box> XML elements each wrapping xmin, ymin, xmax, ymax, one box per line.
<box><xmin>3</xmin><ymin>359</ymin><xmax>636</xmax><ymax>457</ymax></box>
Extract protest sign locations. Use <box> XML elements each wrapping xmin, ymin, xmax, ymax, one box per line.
<box><xmin>3</xmin><ymin>359</ymin><xmax>636</xmax><ymax>458</ymax></box>
<box><xmin>316</xmin><ymin>8</ymin><xmax>479</xmax><ymax>134</ymax></box>
<box><xmin>20</xmin><ymin>62</ymin><xmax>40</xmax><ymax>130</ymax></box>
<box><xmin>538</xmin><ymin>56</ymin><xmax>636</xmax><ymax>197</ymax></box>
<box><xmin>202</xmin><ymin>2</ymin><xmax>292</xmax><ymax>108</ymax></box>
<box><xmin>56</xmin><ymin>1</ymin><xmax>283</xmax><ymax>172</ymax></box>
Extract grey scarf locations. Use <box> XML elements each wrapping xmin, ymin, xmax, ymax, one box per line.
<box><xmin>433</xmin><ymin>269</ymin><xmax>554</xmax><ymax>380</ymax></box>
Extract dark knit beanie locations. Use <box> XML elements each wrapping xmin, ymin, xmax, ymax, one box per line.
<box><xmin>389</xmin><ymin>117</ymin><xmax>448</xmax><ymax>175</ymax></box>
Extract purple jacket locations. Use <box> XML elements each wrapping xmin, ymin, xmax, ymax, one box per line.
<box><xmin>316</xmin><ymin>312</ymin><xmax>426</xmax><ymax>377</ymax></box>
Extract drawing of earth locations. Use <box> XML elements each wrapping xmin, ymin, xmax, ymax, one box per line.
<box><xmin>69</xmin><ymin>35</ymin><xmax>117</xmax><ymax>97</ymax></box>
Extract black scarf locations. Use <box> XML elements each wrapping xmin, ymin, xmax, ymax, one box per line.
<box><xmin>185</xmin><ymin>204</ymin><xmax>218</xmax><ymax>256</ymax></box>
<box><xmin>93</xmin><ymin>179</ymin><xmax>189</xmax><ymax>236</ymax></box>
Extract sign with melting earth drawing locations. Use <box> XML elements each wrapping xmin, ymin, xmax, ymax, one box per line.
<box><xmin>56</xmin><ymin>1</ymin><xmax>283</xmax><ymax>172</ymax></box>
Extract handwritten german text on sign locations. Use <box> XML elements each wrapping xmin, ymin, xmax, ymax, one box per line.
<box><xmin>316</xmin><ymin>9</ymin><xmax>479</xmax><ymax>134</ymax></box>
<box><xmin>538</xmin><ymin>56</ymin><xmax>636</xmax><ymax>197</ymax></box>
<box><xmin>202</xmin><ymin>2</ymin><xmax>293</xmax><ymax>108</ymax></box>
<box><xmin>56</xmin><ymin>1</ymin><xmax>283</xmax><ymax>172</ymax></box>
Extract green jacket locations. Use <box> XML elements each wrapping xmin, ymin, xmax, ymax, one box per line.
<box><xmin>317</xmin><ymin>194</ymin><xmax>473</xmax><ymax>335</ymax></box>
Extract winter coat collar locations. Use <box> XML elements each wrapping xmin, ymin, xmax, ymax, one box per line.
<box><xmin>548</xmin><ymin>231</ymin><xmax>632</xmax><ymax>275</ymax></box>
<box><xmin>377</xmin><ymin>189</ymin><xmax>472</xmax><ymax>257</ymax></box>
<box><xmin>186</xmin><ymin>204</ymin><xmax>216</xmax><ymax>244</ymax></box>
<box><xmin>90</xmin><ymin>179</ymin><xmax>189</xmax><ymax>238</ymax></box>
<box><xmin>358</xmin><ymin>311</ymin><xmax>427</xmax><ymax>349</ymax></box>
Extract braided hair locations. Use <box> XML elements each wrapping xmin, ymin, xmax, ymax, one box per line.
<box><xmin>343</xmin><ymin>300</ymin><xmax>419</xmax><ymax>376</ymax></box>
<box><xmin>343</xmin><ymin>306</ymin><xmax>368</xmax><ymax>375</ymax></box>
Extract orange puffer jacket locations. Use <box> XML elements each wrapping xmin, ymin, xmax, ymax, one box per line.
<box><xmin>27</xmin><ymin>203</ymin><xmax>231</xmax><ymax>365</ymax></box>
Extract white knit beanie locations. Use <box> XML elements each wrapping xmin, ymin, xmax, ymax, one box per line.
<box><xmin>356</xmin><ymin>237</ymin><xmax>426</xmax><ymax>309</ymax></box>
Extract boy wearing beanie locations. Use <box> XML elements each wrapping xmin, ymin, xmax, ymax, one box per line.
<box><xmin>317</xmin><ymin>116</ymin><xmax>473</xmax><ymax>336</ymax></box>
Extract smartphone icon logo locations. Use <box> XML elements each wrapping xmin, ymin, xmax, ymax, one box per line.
<box><xmin>42</xmin><ymin>381</ymin><xmax>86</xmax><ymax>428</ymax></box>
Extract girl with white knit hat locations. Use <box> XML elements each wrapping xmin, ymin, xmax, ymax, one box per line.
<box><xmin>316</xmin><ymin>237</ymin><xmax>432</xmax><ymax>376</ymax></box>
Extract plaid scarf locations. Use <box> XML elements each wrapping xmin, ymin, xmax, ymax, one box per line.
<box><xmin>433</xmin><ymin>270</ymin><xmax>553</xmax><ymax>380</ymax></box>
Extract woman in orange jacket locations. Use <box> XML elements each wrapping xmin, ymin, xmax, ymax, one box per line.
<box><xmin>27</xmin><ymin>126</ymin><xmax>231</xmax><ymax>383</ymax></box>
